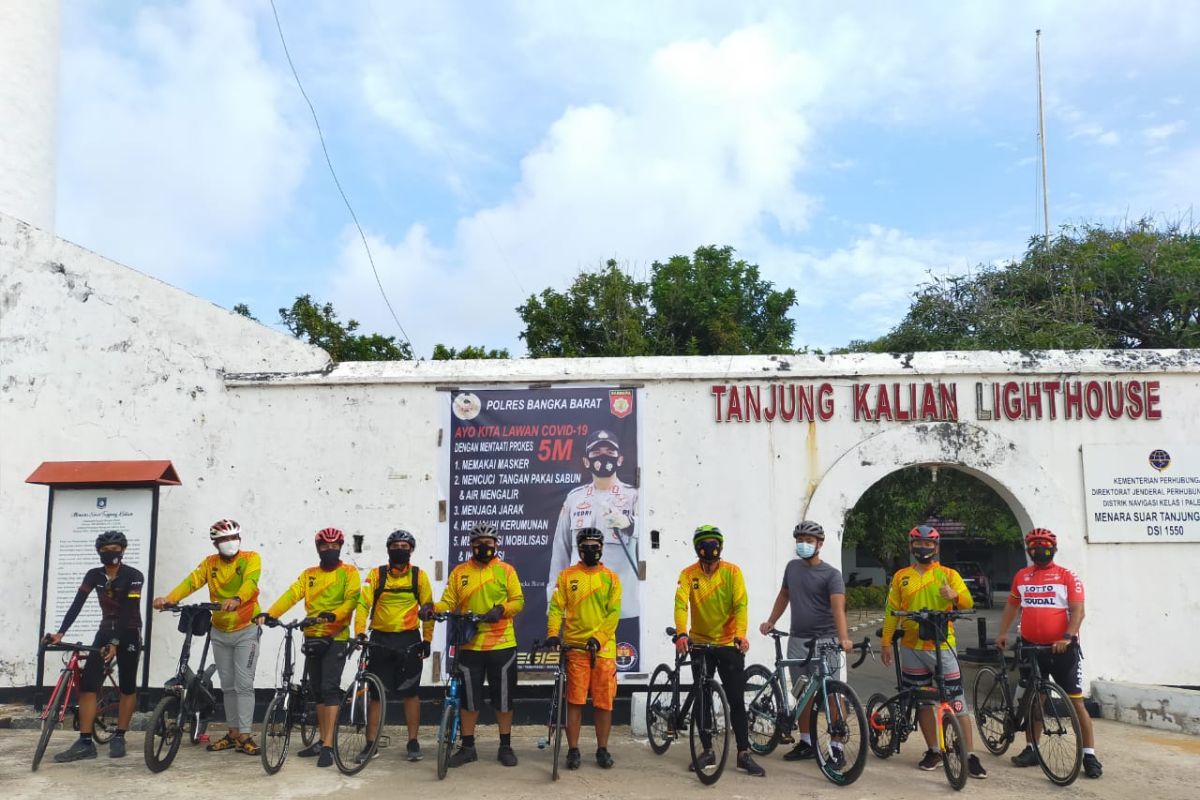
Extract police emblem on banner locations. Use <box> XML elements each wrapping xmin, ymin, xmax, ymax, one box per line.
<box><xmin>609</xmin><ymin>390</ymin><xmax>633</xmax><ymax>419</ymax></box>
<box><xmin>96</xmin><ymin>497</ymin><xmax>107</xmax><ymax>509</ymax></box>
<box><xmin>615</xmin><ymin>641</ymin><xmax>637</xmax><ymax>670</ymax></box>
<box><xmin>1148</xmin><ymin>449</ymin><xmax>1171</xmax><ymax>472</ymax></box>
<box><xmin>452</xmin><ymin>392</ymin><xmax>482</xmax><ymax>421</ymax></box>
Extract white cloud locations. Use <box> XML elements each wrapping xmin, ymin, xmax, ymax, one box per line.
<box><xmin>1143</xmin><ymin>121</ymin><xmax>1187</xmax><ymax>142</ymax></box>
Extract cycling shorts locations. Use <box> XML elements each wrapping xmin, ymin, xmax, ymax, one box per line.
<box><xmin>565</xmin><ymin>651</ymin><xmax>617</xmax><ymax>711</ymax></box>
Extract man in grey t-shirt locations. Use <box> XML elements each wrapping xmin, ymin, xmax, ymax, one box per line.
<box><xmin>759</xmin><ymin>520</ymin><xmax>852</xmax><ymax>762</ymax></box>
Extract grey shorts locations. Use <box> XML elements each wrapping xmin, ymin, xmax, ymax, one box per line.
<box><xmin>786</xmin><ymin>636</ymin><xmax>839</xmax><ymax>684</ymax></box>
<box><xmin>898</xmin><ymin>646</ymin><xmax>966</xmax><ymax>713</ymax></box>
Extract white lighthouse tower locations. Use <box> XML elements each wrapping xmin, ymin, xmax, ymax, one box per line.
<box><xmin>0</xmin><ymin>0</ymin><xmax>61</xmax><ymax>231</ymax></box>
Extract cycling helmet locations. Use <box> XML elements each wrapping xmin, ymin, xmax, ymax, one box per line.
<box><xmin>469</xmin><ymin>522</ymin><xmax>499</xmax><ymax>541</ymax></box>
<box><xmin>908</xmin><ymin>524</ymin><xmax>940</xmax><ymax>541</ymax></box>
<box><xmin>314</xmin><ymin>527</ymin><xmax>345</xmax><ymax>545</ymax></box>
<box><xmin>95</xmin><ymin>530</ymin><xmax>127</xmax><ymax>549</ymax></box>
<box><xmin>585</xmin><ymin>430</ymin><xmax>621</xmax><ymax>453</ymax></box>
<box><xmin>1025</xmin><ymin>527</ymin><xmax>1057</xmax><ymax>547</ymax></box>
<box><xmin>209</xmin><ymin>519</ymin><xmax>241</xmax><ymax>540</ymax></box>
<box><xmin>387</xmin><ymin>529</ymin><xmax>417</xmax><ymax>549</ymax></box>
<box><xmin>793</xmin><ymin>521</ymin><xmax>825</xmax><ymax>540</ymax></box>
<box><xmin>576</xmin><ymin>527</ymin><xmax>605</xmax><ymax>546</ymax></box>
<box><xmin>693</xmin><ymin>524</ymin><xmax>724</xmax><ymax>544</ymax></box>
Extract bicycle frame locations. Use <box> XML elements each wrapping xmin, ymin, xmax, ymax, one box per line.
<box><xmin>39</xmin><ymin>644</ymin><xmax>117</xmax><ymax>725</ymax></box>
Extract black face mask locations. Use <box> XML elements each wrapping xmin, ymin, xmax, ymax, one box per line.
<box><xmin>1029</xmin><ymin>547</ymin><xmax>1055</xmax><ymax>567</ymax></box>
<box><xmin>579</xmin><ymin>544</ymin><xmax>602</xmax><ymax>566</ymax></box>
<box><xmin>318</xmin><ymin>549</ymin><xmax>342</xmax><ymax>569</ymax></box>
<box><xmin>696</xmin><ymin>541</ymin><xmax>722</xmax><ymax>562</ymax></box>
<box><xmin>912</xmin><ymin>548</ymin><xmax>936</xmax><ymax>564</ymax></box>
<box><xmin>99</xmin><ymin>551</ymin><xmax>122</xmax><ymax>566</ymax></box>
<box><xmin>587</xmin><ymin>452</ymin><xmax>619</xmax><ymax>478</ymax></box>
<box><xmin>389</xmin><ymin>549</ymin><xmax>411</xmax><ymax>566</ymax></box>
<box><xmin>472</xmin><ymin>543</ymin><xmax>496</xmax><ymax>563</ymax></box>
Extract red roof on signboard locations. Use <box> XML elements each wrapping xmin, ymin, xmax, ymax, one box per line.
<box><xmin>25</xmin><ymin>460</ymin><xmax>182</xmax><ymax>486</ymax></box>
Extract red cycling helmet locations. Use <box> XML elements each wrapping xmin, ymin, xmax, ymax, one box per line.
<box><xmin>1025</xmin><ymin>527</ymin><xmax>1057</xmax><ymax>547</ymax></box>
<box><xmin>909</xmin><ymin>524</ymin><xmax>940</xmax><ymax>541</ymax></box>
<box><xmin>314</xmin><ymin>527</ymin><xmax>345</xmax><ymax>545</ymax></box>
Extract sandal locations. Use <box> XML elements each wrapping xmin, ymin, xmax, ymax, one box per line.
<box><xmin>237</xmin><ymin>737</ymin><xmax>261</xmax><ymax>755</ymax></box>
<box><xmin>206</xmin><ymin>733</ymin><xmax>240</xmax><ymax>752</ymax></box>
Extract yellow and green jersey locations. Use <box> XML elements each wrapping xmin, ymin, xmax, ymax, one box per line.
<box><xmin>165</xmin><ymin>551</ymin><xmax>262</xmax><ymax>633</ymax></box>
<box><xmin>881</xmin><ymin>563</ymin><xmax>973</xmax><ymax>651</ymax></box>
<box><xmin>266</xmin><ymin>562</ymin><xmax>361</xmax><ymax>640</ymax></box>
<box><xmin>355</xmin><ymin>564</ymin><xmax>434</xmax><ymax>640</ymax></box>
<box><xmin>674</xmin><ymin>560</ymin><xmax>747</xmax><ymax>646</ymax></box>
<box><xmin>547</xmin><ymin>563</ymin><xmax>621</xmax><ymax>659</ymax></box>
<box><xmin>435</xmin><ymin>559</ymin><xmax>524</xmax><ymax>651</ymax></box>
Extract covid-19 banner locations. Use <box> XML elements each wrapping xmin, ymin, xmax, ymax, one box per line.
<box><xmin>444</xmin><ymin>386</ymin><xmax>642</xmax><ymax>675</ymax></box>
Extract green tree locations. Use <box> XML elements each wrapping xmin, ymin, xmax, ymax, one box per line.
<box><xmin>232</xmin><ymin>303</ymin><xmax>258</xmax><ymax>321</ymax></box>
<box><xmin>842</xmin><ymin>467</ymin><xmax>1022</xmax><ymax>573</ymax></box>
<box><xmin>278</xmin><ymin>294</ymin><xmax>413</xmax><ymax>361</ymax></box>
<box><xmin>517</xmin><ymin>247</ymin><xmax>797</xmax><ymax>357</ymax></box>
<box><xmin>848</xmin><ymin>220</ymin><xmax>1200</xmax><ymax>352</ymax></box>
<box><xmin>432</xmin><ymin>344</ymin><xmax>511</xmax><ymax>360</ymax></box>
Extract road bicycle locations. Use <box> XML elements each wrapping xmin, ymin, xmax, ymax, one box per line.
<box><xmin>33</xmin><ymin>640</ymin><xmax>120</xmax><ymax>771</ymax></box>
<box><xmin>644</xmin><ymin>627</ymin><xmax>732</xmax><ymax>786</ymax></box>
<box><xmin>531</xmin><ymin>639</ymin><xmax>595</xmax><ymax>781</ymax></box>
<box><xmin>971</xmin><ymin>639</ymin><xmax>1083</xmax><ymax>785</ymax></box>
<box><xmin>431</xmin><ymin>611</ymin><xmax>484</xmax><ymax>780</ymax></box>
<box><xmin>144</xmin><ymin>602</ymin><xmax>222</xmax><ymax>772</ymax></box>
<box><xmin>258</xmin><ymin>614</ymin><xmax>328</xmax><ymax>774</ymax></box>
<box><xmin>865</xmin><ymin>609</ymin><xmax>975</xmax><ymax>791</ymax></box>
<box><xmin>332</xmin><ymin>636</ymin><xmax>402</xmax><ymax>775</ymax></box>
<box><xmin>744</xmin><ymin>632</ymin><xmax>871</xmax><ymax>785</ymax></box>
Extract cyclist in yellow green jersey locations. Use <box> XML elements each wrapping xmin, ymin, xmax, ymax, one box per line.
<box><xmin>258</xmin><ymin>527</ymin><xmax>360</xmax><ymax>769</ymax></box>
<box><xmin>673</xmin><ymin>525</ymin><xmax>766</xmax><ymax>778</ymax></box>
<box><xmin>153</xmin><ymin>519</ymin><xmax>263</xmax><ymax>755</ymax></box>
<box><xmin>420</xmin><ymin>522</ymin><xmax>524</xmax><ymax>768</ymax></box>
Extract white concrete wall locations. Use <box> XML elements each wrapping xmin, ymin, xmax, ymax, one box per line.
<box><xmin>3</xmin><ymin>212</ymin><xmax>1199</xmax><ymax>694</ymax></box>
<box><xmin>0</xmin><ymin>0</ymin><xmax>59</xmax><ymax>230</ymax></box>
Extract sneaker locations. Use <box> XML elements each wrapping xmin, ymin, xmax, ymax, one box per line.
<box><xmin>968</xmin><ymin>754</ymin><xmax>988</xmax><ymax>779</ymax></box>
<box><xmin>297</xmin><ymin>741</ymin><xmax>322</xmax><ymax>758</ymax></box>
<box><xmin>316</xmin><ymin>746</ymin><xmax>334</xmax><ymax>768</ymax></box>
<box><xmin>53</xmin><ymin>738</ymin><xmax>97</xmax><ymax>763</ymax></box>
<box><xmin>783</xmin><ymin>740</ymin><xmax>815</xmax><ymax>761</ymax></box>
<box><xmin>448</xmin><ymin>745</ymin><xmax>478</xmax><ymax>768</ymax></box>
<box><xmin>1083</xmin><ymin>753</ymin><xmax>1103</xmax><ymax>779</ymax></box>
<box><xmin>596</xmin><ymin>747</ymin><xmax>614</xmax><ymax>769</ymax></box>
<box><xmin>918</xmin><ymin>749</ymin><xmax>942</xmax><ymax>771</ymax></box>
<box><xmin>1011</xmin><ymin>745</ymin><xmax>1039</xmax><ymax>767</ymax></box>
<box><xmin>736</xmin><ymin>751</ymin><xmax>766</xmax><ymax>777</ymax></box>
<box><xmin>497</xmin><ymin>745</ymin><xmax>519</xmax><ymax>767</ymax></box>
<box><xmin>406</xmin><ymin>739</ymin><xmax>423</xmax><ymax>762</ymax></box>
<box><xmin>566</xmin><ymin>747</ymin><xmax>581</xmax><ymax>770</ymax></box>
<box><xmin>108</xmin><ymin>735</ymin><xmax>126</xmax><ymax>759</ymax></box>
<box><xmin>354</xmin><ymin>744</ymin><xmax>377</xmax><ymax>765</ymax></box>
<box><xmin>824</xmin><ymin>746</ymin><xmax>846</xmax><ymax>770</ymax></box>
<box><xmin>688</xmin><ymin>749</ymin><xmax>717</xmax><ymax>772</ymax></box>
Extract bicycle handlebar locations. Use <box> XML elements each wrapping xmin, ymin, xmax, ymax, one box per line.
<box><xmin>41</xmin><ymin>641</ymin><xmax>106</xmax><ymax>655</ymax></box>
<box><xmin>890</xmin><ymin>608</ymin><xmax>977</xmax><ymax>622</ymax></box>
<box><xmin>430</xmin><ymin>611</ymin><xmax>484</xmax><ymax>623</ymax></box>
<box><xmin>850</xmin><ymin>637</ymin><xmax>873</xmax><ymax>668</ymax></box>
<box><xmin>259</xmin><ymin>615</ymin><xmax>326</xmax><ymax>630</ymax></box>
<box><xmin>160</xmin><ymin>602</ymin><xmax>222</xmax><ymax>612</ymax></box>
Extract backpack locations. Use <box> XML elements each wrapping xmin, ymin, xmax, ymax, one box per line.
<box><xmin>367</xmin><ymin>564</ymin><xmax>420</xmax><ymax>630</ymax></box>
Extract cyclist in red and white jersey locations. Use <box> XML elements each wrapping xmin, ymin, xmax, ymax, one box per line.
<box><xmin>995</xmin><ymin>528</ymin><xmax>1102</xmax><ymax>779</ymax></box>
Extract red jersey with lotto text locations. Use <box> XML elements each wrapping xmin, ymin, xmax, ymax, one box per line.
<box><xmin>1010</xmin><ymin>563</ymin><xmax>1085</xmax><ymax>644</ymax></box>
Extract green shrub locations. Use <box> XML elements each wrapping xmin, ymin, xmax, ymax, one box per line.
<box><xmin>845</xmin><ymin>585</ymin><xmax>887</xmax><ymax>610</ymax></box>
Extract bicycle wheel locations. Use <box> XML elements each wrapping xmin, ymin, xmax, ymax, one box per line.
<box><xmin>92</xmin><ymin>676</ymin><xmax>120</xmax><ymax>744</ymax></box>
<box><xmin>810</xmin><ymin>679</ymin><xmax>868</xmax><ymax>786</ymax></box>
<box><xmin>334</xmin><ymin>673</ymin><xmax>385</xmax><ymax>775</ymax></box>
<box><xmin>144</xmin><ymin>695</ymin><xmax>184</xmax><ymax>773</ymax></box>
<box><xmin>260</xmin><ymin>692</ymin><xmax>292</xmax><ymax>775</ymax></box>
<box><xmin>32</xmin><ymin>674</ymin><xmax>68</xmax><ymax>772</ymax></box>
<box><xmin>688</xmin><ymin>680</ymin><xmax>730</xmax><ymax>786</ymax></box>
<box><xmin>971</xmin><ymin>666</ymin><xmax>1014</xmax><ymax>755</ymax></box>
<box><xmin>1029</xmin><ymin>681</ymin><xmax>1082</xmax><ymax>786</ymax></box>
<box><xmin>744</xmin><ymin>664</ymin><xmax>783</xmax><ymax>755</ymax></box>
<box><xmin>299</xmin><ymin>695</ymin><xmax>318</xmax><ymax>748</ymax></box>
<box><xmin>866</xmin><ymin>692</ymin><xmax>898</xmax><ymax>759</ymax></box>
<box><xmin>645</xmin><ymin>664</ymin><xmax>675</xmax><ymax>755</ymax></box>
<box><xmin>436</xmin><ymin>702</ymin><xmax>458</xmax><ymax>780</ymax></box>
<box><xmin>551</xmin><ymin>669</ymin><xmax>566</xmax><ymax>781</ymax></box>
<box><xmin>940</xmin><ymin>709</ymin><xmax>968</xmax><ymax>791</ymax></box>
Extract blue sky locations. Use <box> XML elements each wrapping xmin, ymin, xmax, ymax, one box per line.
<box><xmin>56</xmin><ymin>1</ymin><xmax>1199</xmax><ymax>357</ymax></box>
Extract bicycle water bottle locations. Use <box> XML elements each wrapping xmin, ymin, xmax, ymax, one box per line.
<box><xmin>792</xmin><ymin>673</ymin><xmax>810</xmax><ymax>698</ymax></box>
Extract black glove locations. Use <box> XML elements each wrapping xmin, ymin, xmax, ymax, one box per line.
<box><xmin>586</xmin><ymin>637</ymin><xmax>601</xmax><ymax>654</ymax></box>
<box><xmin>418</xmin><ymin>640</ymin><xmax>432</xmax><ymax>659</ymax></box>
<box><xmin>417</xmin><ymin>604</ymin><xmax>435</xmax><ymax>621</ymax></box>
<box><xmin>482</xmin><ymin>604</ymin><xmax>504</xmax><ymax>623</ymax></box>
<box><xmin>543</xmin><ymin>636</ymin><xmax>561</xmax><ymax>649</ymax></box>
<box><xmin>318</xmin><ymin>611</ymin><xmax>336</xmax><ymax>622</ymax></box>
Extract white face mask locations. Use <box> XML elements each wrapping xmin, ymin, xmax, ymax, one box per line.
<box><xmin>217</xmin><ymin>540</ymin><xmax>240</xmax><ymax>558</ymax></box>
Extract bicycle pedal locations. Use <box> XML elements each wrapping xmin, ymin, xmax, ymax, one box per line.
<box><xmin>779</xmin><ymin>734</ymin><xmax>795</xmax><ymax>744</ymax></box>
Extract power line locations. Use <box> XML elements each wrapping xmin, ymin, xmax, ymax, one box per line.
<box><xmin>268</xmin><ymin>0</ymin><xmax>413</xmax><ymax>354</ymax></box>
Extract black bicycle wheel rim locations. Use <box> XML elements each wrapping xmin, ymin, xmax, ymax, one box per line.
<box><xmin>688</xmin><ymin>680</ymin><xmax>730</xmax><ymax>785</ymax></box>
<box><xmin>260</xmin><ymin>692</ymin><xmax>291</xmax><ymax>775</ymax></box>
<box><xmin>144</xmin><ymin>695</ymin><xmax>183</xmax><ymax>773</ymax></box>
<box><xmin>744</xmin><ymin>663</ymin><xmax>783</xmax><ymax>755</ymax></box>
<box><xmin>866</xmin><ymin>692</ymin><xmax>898</xmax><ymax>759</ymax></box>
<box><xmin>551</xmin><ymin>670</ymin><xmax>565</xmax><ymax>781</ymax></box>
<box><xmin>645</xmin><ymin>664</ymin><xmax>674</xmax><ymax>755</ymax></box>
<box><xmin>436</xmin><ymin>703</ymin><xmax>456</xmax><ymax>780</ymax></box>
<box><xmin>941</xmin><ymin>711</ymin><xmax>968</xmax><ymax>791</ymax></box>
<box><xmin>810</xmin><ymin>679</ymin><xmax>868</xmax><ymax>786</ymax></box>
<box><xmin>32</xmin><ymin>675</ymin><xmax>67</xmax><ymax>772</ymax></box>
<box><xmin>334</xmin><ymin>673</ymin><xmax>385</xmax><ymax>775</ymax></box>
<box><xmin>1029</xmin><ymin>682</ymin><xmax>1082</xmax><ymax>786</ymax></box>
<box><xmin>299</xmin><ymin>695</ymin><xmax>317</xmax><ymax>747</ymax></box>
<box><xmin>92</xmin><ymin>677</ymin><xmax>120</xmax><ymax>744</ymax></box>
<box><xmin>971</xmin><ymin>666</ymin><xmax>1013</xmax><ymax>756</ymax></box>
